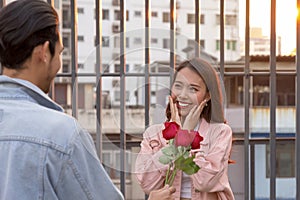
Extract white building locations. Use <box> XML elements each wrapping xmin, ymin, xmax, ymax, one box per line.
<box><xmin>59</xmin><ymin>0</ymin><xmax>240</xmax><ymax>109</ymax></box>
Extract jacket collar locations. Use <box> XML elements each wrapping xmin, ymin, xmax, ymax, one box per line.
<box><xmin>0</xmin><ymin>75</ymin><xmax>64</xmax><ymax>112</ymax></box>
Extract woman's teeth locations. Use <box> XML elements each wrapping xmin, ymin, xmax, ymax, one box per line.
<box><xmin>178</xmin><ymin>102</ymin><xmax>189</xmax><ymax>107</ymax></box>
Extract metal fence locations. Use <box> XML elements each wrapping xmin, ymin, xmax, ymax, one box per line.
<box><xmin>1</xmin><ymin>0</ymin><xmax>300</xmax><ymax>199</ymax></box>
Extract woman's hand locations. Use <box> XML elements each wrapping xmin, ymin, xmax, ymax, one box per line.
<box><xmin>148</xmin><ymin>185</ymin><xmax>176</xmax><ymax>200</ymax></box>
<box><xmin>169</xmin><ymin>96</ymin><xmax>181</xmax><ymax>126</ymax></box>
<box><xmin>182</xmin><ymin>99</ymin><xmax>208</xmax><ymax>130</ymax></box>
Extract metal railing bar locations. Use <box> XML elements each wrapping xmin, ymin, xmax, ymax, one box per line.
<box><xmin>119</xmin><ymin>0</ymin><xmax>126</xmax><ymax>196</ymax></box>
<box><xmin>244</xmin><ymin>0</ymin><xmax>251</xmax><ymax>199</ymax></box>
<box><xmin>296</xmin><ymin>0</ymin><xmax>300</xmax><ymax>198</ymax></box>
<box><xmin>70</xmin><ymin>0</ymin><xmax>78</xmax><ymax>118</ymax></box>
<box><xmin>269</xmin><ymin>0</ymin><xmax>277</xmax><ymax>198</ymax></box>
<box><xmin>95</xmin><ymin>0</ymin><xmax>103</xmax><ymax>160</ymax></box>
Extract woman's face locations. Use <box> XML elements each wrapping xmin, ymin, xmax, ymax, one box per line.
<box><xmin>171</xmin><ymin>67</ymin><xmax>210</xmax><ymax>118</ymax></box>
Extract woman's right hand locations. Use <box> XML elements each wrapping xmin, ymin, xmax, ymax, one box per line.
<box><xmin>148</xmin><ymin>185</ymin><xmax>176</xmax><ymax>200</ymax></box>
<box><xmin>169</xmin><ymin>96</ymin><xmax>181</xmax><ymax>127</ymax></box>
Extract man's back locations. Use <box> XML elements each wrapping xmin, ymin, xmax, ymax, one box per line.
<box><xmin>0</xmin><ymin>76</ymin><xmax>124</xmax><ymax>200</ymax></box>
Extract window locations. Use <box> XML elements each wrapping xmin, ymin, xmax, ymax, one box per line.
<box><xmin>62</xmin><ymin>63</ymin><xmax>69</xmax><ymax>73</ymax></box>
<box><xmin>102</xmin><ymin>64</ymin><xmax>110</xmax><ymax>73</ymax></box>
<box><xmin>200</xmin><ymin>40</ymin><xmax>205</xmax><ymax>49</ymax></box>
<box><xmin>78</xmin><ymin>63</ymin><xmax>84</xmax><ymax>69</ymax></box>
<box><xmin>151</xmin><ymin>38</ymin><xmax>158</xmax><ymax>44</ymax></box>
<box><xmin>187</xmin><ymin>14</ymin><xmax>195</xmax><ymax>24</ymax></box>
<box><xmin>77</xmin><ymin>7</ymin><xmax>84</xmax><ymax>14</ymax></box>
<box><xmin>216</xmin><ymin>14</ymin><xmax>237</xmax><ymax>26</ymax></box>
<box><xmin>78</xmin><ymin>35</ymin><xmax>84</xmax><ymax>42</ymax></box>
<box><xmin>114</xmin><ymin>10</ymin><xmax>120</xmax><ymax>20</ymax></box>
<box><xmin>114</xmin><ymin>36</ymin><xmax>120</xmax><ymax>48</ymax></box>
<box><xmin>152</xmin><ymin>11</ymin><xmax>158</xmax><ymax>17</ymax></box>
<box><xmin>114</xmin><ymin>10</ymin><xmax>129</xmax><ymax>21</ymax></box>
<box><xmin>114</xmin><ymin>64</ymin><xmax>120</xmax><ymax>73</ymax></box>
<box><xmin>114</xmin><ymin>91</ymin><xmax>130</xmax><ymax>101</ymax></box>
<box><xmin>134</xmin><ymin>37</ymin><xmax>142</xmax><ymax>44</ymax></box>
<box><xmin>187</xmin><ymin>14</ymin><xmax>204</xmax><ymax>24</ymax></box>
<box><xmin>253</xmin><ymin>75</ymin><xmax>269</xmax><ymax>106</ymax></box>
<box><xmin>163</xmin><ymin>38</ymin><xmax>170</xmax><ymax>49</ymax></box>
<box><xmin>114</xmin><ymin>64</ymin><xmax>129</xmax><ymax>73</ymax></box>
<box><xmin>63</xmin><ymin>36</ymin><xmax>69</xmax><ymax>48</ymax></box>
<box><xmin>266</xmin><ymin>143</ymin><xmax>295</xmax><ymax>178</ymax></box>
<box><xmin>162</xmin><ymin>12</ymin><xmax>170</xmax><ymax>23</ymax></box>
<box><xmin>231</xmin><ymin>40</ymin><xmax>237</xmax><ymax>51</ymax></box>
<box><xmin>102</xmin><ymin>36</ymin><xmax>110</xmax><ymax>47</ymax></box>
<box><xmin>134</xmin><ymin>11</ymin><xmax>142</xmax><ymax>17</ymax></box>
<box><xmin>126</xmin><ymin>37</ymin><xmax>129</xmax><ymax>48</ymax></box>
<box><xmin>216</xmin><ymin>40</ymin><xmax>220</xmax><ymax>51</ymax></box>
<box><xmin>226</xmin><ymin>14</ymin><xmax>237</xmax><ymax>25</ymax></box>
<box><xmin>103</xmin><ymin>9</ymin><xmax>109</xmax><ymax>20</ymax></box>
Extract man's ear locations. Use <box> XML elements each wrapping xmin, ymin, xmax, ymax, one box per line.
<box><xmin>39</xmin><ymin>41</ymin><xmax>50</xmax><ymax>63</ymax></box>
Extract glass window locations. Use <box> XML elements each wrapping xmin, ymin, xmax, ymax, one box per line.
<box><xmin>103</xmin><ymin>9</ymin><xmax>109</xmax><ymax>20</ymax></box>
<box><xmin>77</xmin><ymin>7</ymin><xmax>84</xmax><ymax>14</ymax></box>
<box><xmin>162</xmin><ymin>12</ymin><xmax>170</xmax><ymax>23</ymax></box>
<box><xmin>266</xmin><ymin>143</ymin><xmax>295</xmax><ymax>178</ymax></box>
<box><xmin>78</xmin><ymin>35</ymin><xmax>84</xmax><ymax>42</ymax></box>
<box><xmin>134</xmin><ymin>11</ymin><xmax>142</xmax><ymax>17</ymax></box>
<box><xmin>152</xmin><ymin>11</ymin><xmax>158</xmax><ymax>17</ymax></box>
<box><xmin>216</xmin><ymin>40</ymin><xmax>220</xmax><ymax>50</ymax></box>
<box><xmin>163</xmin><ymin>38</ymin><xmax>170</xmax><ymax>49</ymax></box>
<box><xmin>102</xmin><ymin>36</ymin><xmax>110</xmax><ymax>47</ymax></box>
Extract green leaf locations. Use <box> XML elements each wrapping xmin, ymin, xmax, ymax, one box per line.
<box><xmin>159</xmin><ymin>155</ymin><xmax>172</xmax><ymax>165</ymax></box>
<box><xmin>161</xmin><ymin>145</ymin><xmax>176</xmax><ymax>157</ymax></box>
<box><xmin>174</xmin><ymin>155</ymin><xmax>200</xmax><ymax>175</ymax></box>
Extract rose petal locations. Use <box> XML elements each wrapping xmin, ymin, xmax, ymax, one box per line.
<box><xmin>190</xmin><ymin>131</ymin><xmax>203</xmax><ymax>149</ymax></box>
<box><xmin>162</xmin><ymin>122</ymin><xmax>179</xmax><ymax>140</ymax></box>
<box><xmin>175</xmin><ymin>129</ymin><xmax>193</xmax><ymax>147</ymax></box>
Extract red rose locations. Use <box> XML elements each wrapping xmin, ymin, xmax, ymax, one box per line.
<box><xmin>174</xmin><ymin>129</ymin><xmax>194</xmax><ymax>147</ymax></box>
<box><xmin>190</xmin><ymin>131</ymin><xmax>203</xmax><ymax>149</ymax></box>
<box><xmin>162</xmin><ymin>122</ymin><xmax>180</xmax><ymax>140</ymax></box>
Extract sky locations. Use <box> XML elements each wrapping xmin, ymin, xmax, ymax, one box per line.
<box><xmin>239</xmin><ymin>0</ymin><xmax>298</xmax><ymax>55</ymax></box>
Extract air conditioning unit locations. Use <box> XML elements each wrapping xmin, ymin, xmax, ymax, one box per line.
<box><xmin>112</xmin><ymin>24</ymin><xmax>120</xmax><ymax>33</ymax></box>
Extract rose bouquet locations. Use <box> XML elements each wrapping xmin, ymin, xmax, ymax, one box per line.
<box><xmin>159</xmin><ymin>121</ymin><xmax>203</xmax><ymax>186</ymax></box>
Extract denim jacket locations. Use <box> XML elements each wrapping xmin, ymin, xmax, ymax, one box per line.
<box><xmin>0</xmin><ymin>75</ymin><xmax>124</xmax><ymax>200</ymax></box>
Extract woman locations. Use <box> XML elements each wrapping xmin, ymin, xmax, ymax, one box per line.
<box><xmin>135</xmin><ymin>58</ymin><xmax>234</xmax><ymax>200</ymax></box>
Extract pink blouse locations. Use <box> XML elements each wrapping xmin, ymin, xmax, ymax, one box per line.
<box><xmin>135</xmin><ymin>119</ymin><xmax>235</xmax><ymax>200</ymax></box>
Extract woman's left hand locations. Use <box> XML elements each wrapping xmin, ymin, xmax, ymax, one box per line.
<box><xmin>182</xmin><ymin>99</ymin><xmax>208</xmax><ymax>130</ymax></box>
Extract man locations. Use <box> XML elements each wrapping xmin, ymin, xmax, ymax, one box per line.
<box><xmin>0</xmin><ymin>0</ymin><xmax>175</xmax><ymax>199</ymax></box>
<box><xmin>0</xmin><ymin>0</ymin><xmax>124</xmax><ymax>199</ymax></box>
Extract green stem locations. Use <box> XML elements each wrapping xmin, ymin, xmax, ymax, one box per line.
<box><xmin>168</xmin><ymin>168</ymin><xmax>178</xmax><ymax>186</ymax></box>
<box><xmin>164</xmin><ymin>164</ymin><xmax>171</xmax><ymax>185</ymax></box>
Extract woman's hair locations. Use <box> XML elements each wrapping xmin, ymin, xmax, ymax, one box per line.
<box><xmin>166</xmin><ymin>57</ymin><xmax>225</xmax><ymax>123</ymax></box>
<box><xmin>0</xmin><ymin>0</ymin><xmax>59</xmax><ymax>69</ymax></box>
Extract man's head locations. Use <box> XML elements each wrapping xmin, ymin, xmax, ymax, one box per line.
<box><xmin>0</xmin><ymin>0</ymin><xmax>64</xmax><ymax>93</ymax></box>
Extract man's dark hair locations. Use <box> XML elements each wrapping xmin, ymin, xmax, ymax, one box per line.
<box><xmin>0</xmin><ymin>0</ymin><xmax>59</xmax><ymax>69</ymax></box>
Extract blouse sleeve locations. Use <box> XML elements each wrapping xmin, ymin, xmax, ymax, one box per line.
<box><xmin>191</xmin><ymin>123</ymin><xmax>233</xmax><ymax>192</ymax></box>
<box><xmin>135</xmin><ymin>124</ymin><xmax>169</xmax><ymax>194</ymax></box>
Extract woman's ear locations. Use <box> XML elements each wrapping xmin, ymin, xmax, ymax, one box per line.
<box><xmin>205</xmin><ymin>93</ymin><xmax>211</xmax><ymax>102</ymax></box>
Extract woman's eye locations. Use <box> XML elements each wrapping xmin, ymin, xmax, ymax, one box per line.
<box><xmin>174</xmin><ymin>84</ymin><xmax>182</xmax><ymax>89</ymax></box>
<box><xmin>189</xmin><ymin>87</ymin><xmax>198</xmax><ymax>93</ymax></box>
